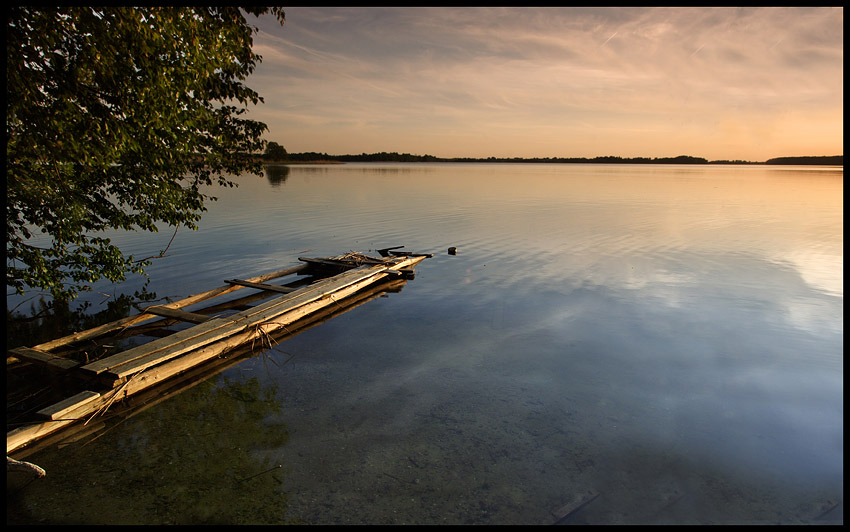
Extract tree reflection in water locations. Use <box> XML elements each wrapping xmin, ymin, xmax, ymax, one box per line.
<box><xmin>9</xmin><ymin>374</ymin><xmax>296</xmax><ymax>525</ymax></box>
<box><xmin>264</xmin><ymin>165</ymin><xmax>290</xmax><ymax>187</ymax></box>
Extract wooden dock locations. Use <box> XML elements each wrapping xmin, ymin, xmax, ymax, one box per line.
<box><xmin>7</xmin><ymin>249</ymin><xmax>431</xmax><ymax>455</ymax></box>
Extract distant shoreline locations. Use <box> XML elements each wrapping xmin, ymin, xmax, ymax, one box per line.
<box><xmin>261</xmin><ymin>154</ymin><xmax>843</xmax><ymax>166</ymax></box>
<box><xmin>266</xmin><ymin>160</ymin><xmax>344</xmax><ymax>165</ymax></box>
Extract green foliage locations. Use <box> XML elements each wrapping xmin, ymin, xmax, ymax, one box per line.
<box><xmin>264</xmin><ymin>141</ymin><xmax>288</xmax><ymax>161</ymax></box>
<box><xmin>6</xmin><ymin>7</ymin><xmax>285</xmax><ymax>302</ymax></box>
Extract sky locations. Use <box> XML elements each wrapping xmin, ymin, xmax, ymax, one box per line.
<box><xmin>245</xmin><ymin>7</ymin><xmax>843</xmax><ymax>162</ymax></box>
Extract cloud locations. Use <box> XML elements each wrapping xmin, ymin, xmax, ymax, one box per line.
<box><xmin>248</xmin><ymin>7</ymin><xmax>843</xmax><ymax>160</ymax></box>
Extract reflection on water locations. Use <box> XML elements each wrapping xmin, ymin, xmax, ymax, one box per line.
<box><xmin>264</xmin><ymin>164</ymin><xmax>290</xmax><ymax>187</ymax></box>
<box><xmin>8</xmin><ymin>375</ymin><xmax>293</xmax><ymax>525</ymax></box>
<box><xmin>7</xmin><ymin>164</ymin><xmax>843</xmax><ymax>524</ymax></box>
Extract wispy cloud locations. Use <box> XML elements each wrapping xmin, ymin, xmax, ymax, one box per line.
<box><xmin>248</xmin><ymin>7</ymin><xmax>843</xmax><ymax>160</ymax></box>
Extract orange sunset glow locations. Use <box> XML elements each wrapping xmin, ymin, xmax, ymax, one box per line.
<box><xmin>247</xmin><ymin>7</ymin><xmax>843</xmax><ymax>162</ymax></box>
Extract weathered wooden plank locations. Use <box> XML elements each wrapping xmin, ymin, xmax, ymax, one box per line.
<box><xmin>224</xmin><ymin>279</ymin><xmax>298</xmax><ymax>294</ymax></box>
<box><xmin>83</xmin><ymin>263</ymin><xmax>401</xmax><ymax>382</ymax></box>
<box><xmin>104</xmin><ymin>259</ymin><xmax>426</xmax><ymax>383</ymax></box>
<box><xmin>8</xmin><ymin>422</ymin><xmax>73</xmax><ymax>455</ymax></box>
<box><xmin>379</xmin><ymin>268</ymin><xmax>415</xmax><ymax>278</ymax></box>
<box><xmin>7</xmin><ymin>391</ymin><xmax>107</xmax><ymax>454</ymax></box>
<box><xmin>6</xmin><ymin>284</ymin><xmax>338</xmax><ymax>455</ymax></box>
<box><xmin>230</xmin><ymin>258</ymin><xmax>424</xmax><ymax>326</ymax></box>
<box><xmin>80</xmin><ymin>316</ymin><xmax>238</xmax><ymax>376</ymax></box>
<box><xmin>232</xmin><ymin>264</ymin><xmax>386</xmax><ymax>320</ymax></box>
<box><xmin>7</xmin><ymin>257</ymin><xmax>426</xmax><ymax>455</ymax></box>
<box><xmin>36</xmin><ymin>391</ymin><xmax>102</xmax><ymax>420</ymax></box>
<box><xmin>388</xmin><ymin>251</ymin><xmax>434</xmax><ymax>258</ymax></box>
<box><xmin>144</xmin><ymin>305</ymin><xmax>211</xmax><ymax>324</ymax></box>
<box><xmin>8</xmin><ymin>346</ymin><xmax>80</xmax><ymax>370</ymax></box>
<box><xmin>299</xmin><ymin>256</ymin><xmax>385</xmax><ymax>267</ymax></box>
<box><xmin>109</xmin><ymin>267</ymin><xmax>405</xmax><ymax>392</ymax></box>
<box><xmin>32</xmin><ymin>263</ymin><xmax>309</xmax><ymax>352</ymax></box>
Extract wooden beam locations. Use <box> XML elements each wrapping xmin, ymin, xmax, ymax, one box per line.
<box><xmin>32</xmin><ymin>263</ymin><xmax>309</xmax><ymax>352</ymax></box>
<box><xmin>36</xmin><ymin>391</ymin><xmax>102</xmax><ymax>420</ymax></box>
<box><xmin>8</xmin><ymin>423</ymin><xmax>75</xmax><ymax>455</ymax></box>
<box><xmin>379</xmin><ymin>268</ymin><xmax>415</xmax><ymax>278</ymax></box>
<box><xmin>224</xmin><ymin>279</ymin><xmax>298</xmax><ymax>294</ymax></box>
<box><xmin>8</xmin><ymin>347</ymin><xmax>79</xmax><ymax>370</ymax></box>
<box><xmin>80</xmin><ymin>263</ymin><xmax>399</xmax><ymax>381</ymax></box>
<box><xmin>7</xmin><ymin>392</ymin><xmax>105</xmax><ymax>454</ymax></box>
<box><xmin>98</xmin><ymin>257</ymin><xmax>426</xmax><ymax>384</ymax></box>
<box><xmin>106</xmin><ymin>265</ymin><xmax>410</xmax><ymax>393</ymax></box>
<box><xmin>143</xmin><ymin>305</ymin><xmax>211</xmax><ymax>324</ymax></box>
<box><xmin>299</xmin><ymin>256</ymin><xmax>385</xmax><ymax>267</ymax></box>
<box><xmin>7</xmin><ymin>254</ymin><xmax>428</xmax><ymax>455</ymax></box>
<box><xmin>80</xmin><ymin>316</ymin><xmax>237</xmax><ymax>377</ymax></box>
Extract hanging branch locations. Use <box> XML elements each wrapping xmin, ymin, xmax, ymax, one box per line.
<box><xmin>134</xmin><ymin>224</ymin><xmax>180</xmax><ymax>264</ymax></box>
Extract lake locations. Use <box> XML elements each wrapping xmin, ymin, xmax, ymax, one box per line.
<box><xmin>7</xmin><ymin>163</ymin><xmax>843</xmax><ymax>524</ymax></box>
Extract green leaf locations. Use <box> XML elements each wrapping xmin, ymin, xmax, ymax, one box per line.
<box><xmin>6</xmin><ymin>7</ymin><xmax>285</xmax><ymax>302</ymax></box>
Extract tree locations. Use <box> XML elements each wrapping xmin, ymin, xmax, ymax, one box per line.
<box><xmin>264</xmin><ymin>141</ymin><xmax>288</xmax><ymax>161</ymax></box>
<box><xmin>6</xmin><ymin>7</ymin><xmax>286</xmax><ymax>302</ymax></box>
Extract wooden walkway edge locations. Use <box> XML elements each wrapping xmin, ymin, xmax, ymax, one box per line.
<box><xmin>7</xmin><ymin>250</ymin><xmax>431</xmax><ymax>454</ymax></box>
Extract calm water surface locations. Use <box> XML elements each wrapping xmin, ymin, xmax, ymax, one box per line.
<box><xmin>8</xmin><ymin>163</ymin><xmax>843</xmax><ymax>524</ymax></box>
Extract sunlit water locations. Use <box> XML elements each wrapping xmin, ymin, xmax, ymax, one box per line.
<box><xmin>7</xmin><ymin>163</ymin><xmax>843</xmax><ymax>524</ymax></box>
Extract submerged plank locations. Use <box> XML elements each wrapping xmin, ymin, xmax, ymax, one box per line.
<box><xmin>8</xmin><ymin>347</ymin><xmax>80</xmax><ymax>370</ymax></box>
<box><xmin>551</xmin><ymin>490</ymin><xmax>600</xmax><ymax>524</ymax></box>
<box><xmin>144</xmin><ymin>306</ymin><xmax>211</xmax><ymax>324</ymax></box>
<box><xmin>224</xmin><ymin>279</ymin><xmax>299</xmax><ymax>293</ymax></box>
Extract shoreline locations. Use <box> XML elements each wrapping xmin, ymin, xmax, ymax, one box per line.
<box><xmin>262</xmin><ymin>160</ymin><xmax>345</xmax><ymax>165</ymax></box>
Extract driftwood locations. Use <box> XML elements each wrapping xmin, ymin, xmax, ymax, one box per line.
<box><xmin>550</xmin><ymin>490</ymin><xmax>600</xmax><ymax>524</ymax></box>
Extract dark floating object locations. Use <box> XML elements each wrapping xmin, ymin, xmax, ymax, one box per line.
<box><xmin>448</xmin><ymin>247</ymin><xmax>458</xmax><ymax>255</ymax></box>
<box><xmin>377</xmin><ymin>245</ymin><xmax>405</xmax><ymax>257</ymax></box>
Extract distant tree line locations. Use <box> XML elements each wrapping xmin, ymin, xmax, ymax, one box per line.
<box><xmin>261</xmin><ymin>146</ymin><xmax>843</xmax><ymax>166</ymax></box>
<box><xmin>275</xmin><ymin>152</ymin><xmax>715</xmax><ymax>164</ymax></box>
<box><xmin>764</xmin><ymin>155</ymin><xmax>843</xmax><ymax>165</ymax></box>
<box><xmin>335</xmin><ymin>152</ymin><xmax>442</xmax><ymax>162</ymax></box>
<box><xmin>446</xmin><ymin>155</ymin><xmax>711</xmax><ymax>164</ymax></box>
